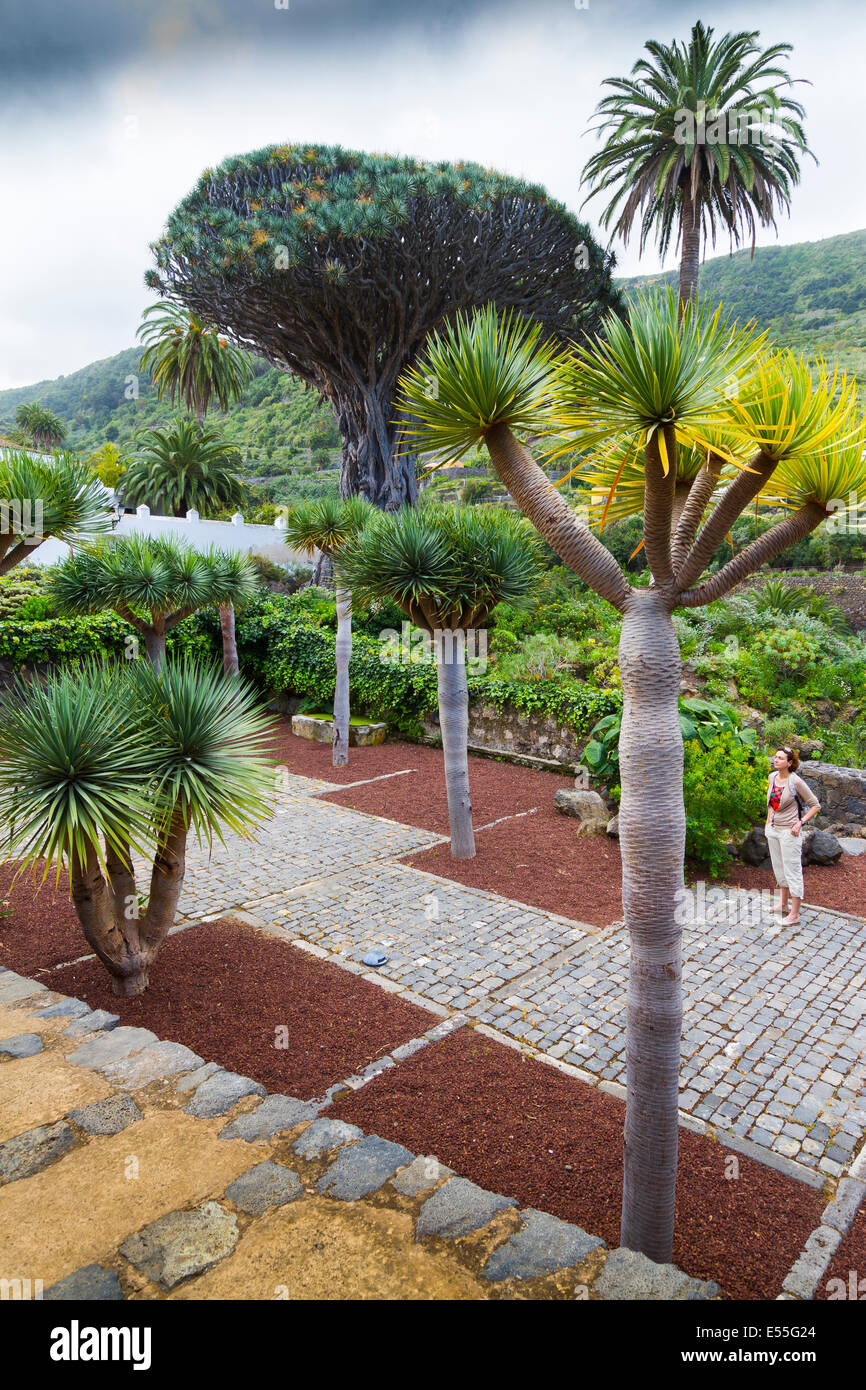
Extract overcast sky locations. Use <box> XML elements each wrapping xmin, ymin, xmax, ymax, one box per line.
<box><xmin>2</xmin><ymin>0</ymin><xmax>864</xmax><ymax>389</ymax></box>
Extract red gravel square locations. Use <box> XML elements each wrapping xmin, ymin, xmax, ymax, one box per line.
<box><xmin>330</xmin><ymin>1026</ymin><xmax>824</xmax><ymax>1300</ymax></box>
<box><xmin>47</xmin><ymin>918</ymin><xmax>438</xmax><ymax>1100</ymax></box>
<box><xmin>0</xmin><ymin>862</ymin><xmax>84</xmax><ymax>977</ymax></box>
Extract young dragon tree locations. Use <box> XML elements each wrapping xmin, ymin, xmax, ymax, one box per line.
<box><xmin>0</xmin><ymin>660</ymin><xmax>274</xmax><ymax>996</ymax></box>
<box><xmin>51</xmin><ymin>534</ymin><xmax>259</xmax><ymax>671</ymax></box>
<box><xmin>336</xmin><ymin>505</ymin><xmax>542</xmax><ymax>858</ymax></box>
<box><xmin>281</xmin><ymin>497</ymin><xmax>373</xmax><ymax>767</ymax></box>
<box><xmin>397</xmin><ymin>294</ymin><xmax>862</xmax><ymax>1262</ymax></box>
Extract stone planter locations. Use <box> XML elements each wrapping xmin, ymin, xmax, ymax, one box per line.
<box><xmin>291</xmin><ymin>714</ymin><xmax>387</xmax><ymax>747</ymax></box>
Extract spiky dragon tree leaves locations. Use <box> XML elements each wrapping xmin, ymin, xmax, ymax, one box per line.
<box><xmin>129</xmin><ymin>658</ymin><xmax>275</xmax><ymax>850</ymax></box>
<box><xmin>396</xmin><ymin>305</ymin><xmax>563</xmax><ymax>469</ymax></box>
<box><xmin>0</xmin><ymin>661</ymin><xmax>154</xmax><ymax>877</ymax></box>
<box><xmin>759</xmin><ymin>411</ymin><xmax>866</xmax><ymax>512</ymax></box>
<box><xmin>280</xmin><ymin>495</ymin><xmax>373</xmax><ymax>558</ymax></box>
<box><xmin>725</xmin><ymin>352</ymin><xmax>858</xmax><ymax>462</ymax></box>
<box><xmin>551</xmin><ymin>289</ymin><xmax>764</xmax><ymax>471</ymax></box>
<box><xmin>334</xmin><ymin>503</ymin><xmax>542</xmax><ymax>631</ymax></box>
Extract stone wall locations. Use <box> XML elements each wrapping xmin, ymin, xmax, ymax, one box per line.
<box><xmin>730</xmin><ymin>571</ymin><xmax>866</xmax><ymax>629</ymax></box>
<box><xmin>423</xmin><ymin>701</ymin><xmax>585</xmax><ymax>769</ymax></box>
<box><xmin>796</xmin><ymin>761</ymin><xmax>866</xmax><ymax>828</ymax></box>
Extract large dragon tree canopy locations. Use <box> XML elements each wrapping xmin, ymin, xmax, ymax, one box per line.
<box><xmin>147</xmin><ymin>143</ymin><xmax>620</xmax><ymax>507</ymax></box>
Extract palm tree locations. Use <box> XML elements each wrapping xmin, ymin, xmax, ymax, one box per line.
<box><xmin>336</xmin><ymin>505</ymin><xmax>542</xmax><ymax>857</ymax></box>
<box><xmin>14</xmin><ymin>402</ymin><xmax>67</xmax><ymax>451</ymax></box>
<box><xmin>124</xmin><ymin>419</ymin><xmax>246</xmax><ymax>516</ymax></box>
<box><xmin>397</xmin><ymin>297</ymin><xmax>863</xmax><ymax>1262</ymax></box>
<box><xmin>137</xmin><ymin>302</ymin><xmax>253</xmax><ymax>417</ymax></box>
<box><xmin>281</xmin><ymin>497</ymin><xmax>373</xmax><ymax>766</ymax></box>
<box><xmin>51</xmin><ymin>534</ymin><xmax>259</xmax><ymax>671</ymax></box>
<box><xmin>0</xmin><ymin>660</ymin><xmax>273</xmax><ymax>995</ymax></box>
<box><xmin>582</xmin><ymin>21</ymin><xmax>814</xmax><ymax>310</ymax></box>
<box><xmin>137</xmin><ymin>302</ymin><xmax>254</xmax><ymax>673</ymax></box>
<box><xmin>0</xmin><ymin>448</ymin><xmax>111</xmax><ymax>576</ymax></box>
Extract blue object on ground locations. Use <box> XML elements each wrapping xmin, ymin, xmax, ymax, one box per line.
<box><xmin>361</xmin><ymin>950</ymin><xmax>388</xmax><ymax>968</ymax></box>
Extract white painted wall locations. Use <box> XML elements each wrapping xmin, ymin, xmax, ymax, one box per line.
<box><xmin>24</xmin><ymin>505</ymin><xmax>310</xmax><ymax>569</ymax></box>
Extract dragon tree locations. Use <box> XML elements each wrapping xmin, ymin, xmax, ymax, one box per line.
<box><xmin>145</xmin><ymin>143</ymin><xmax>620</xmax><ymax>507</ymax></box>
<box><xmin>397</xmin><ymin>294</ymin><xmax>864</xmax><ymax>1264</ymax></box>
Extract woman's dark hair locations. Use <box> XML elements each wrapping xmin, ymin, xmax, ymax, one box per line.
<box><xmin>779</xmin><ymin>746</ymin><xmax>800</xmax><ymax>772</ymax></box>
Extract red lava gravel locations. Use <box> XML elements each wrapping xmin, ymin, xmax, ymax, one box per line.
<box><xmin>47</xmin><ymin>918</ymin><xmax>437</xmax><ymax>1100</ymax></box>
<box><xmin>0</xmin><ymin>862</ymin><xmax>84</xmax><ymax>977</ymax></box>
<box><xmin>330</xmin><ymin>1026</ymin><xmax>825</xmax><ymax>1301</ymax></box>
<box><xmin>816</xmin><ymin>1196</ymin><xmax>866</xmax><ymax>1300</ymax></box>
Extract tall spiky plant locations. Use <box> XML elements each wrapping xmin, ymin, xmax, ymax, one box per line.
<box><xmin>336</xmin><ymin>505</ymin><xmax>542</xmax><ymax>856</ymax></box>
<box><xmin>51</xmin><ymin>534</ymin><xmax>259</xmax><ymax>671</ymax></box>
<box><xmin>0</xmin><ymin>448</ymin><xmax>111</xmax><ymax>575</ymax></box>
<box><xmin>0</xmin><ymin>660</ymin><xmax>274</xmax><ymax>995</ymax></box>
<box><xmin>397</xmin><ymin>296</ymin><xmax>863</xmax><ymax>1261</ymax></box>
<box><xmin>281</xmin><ymin>497</ymin><xmax>373</xmax><ymax>766</ymax></box>
<box><xmin>582</xmin><ymin>21</ymin><xmax>814</xmax><ymax>311</ymax></box>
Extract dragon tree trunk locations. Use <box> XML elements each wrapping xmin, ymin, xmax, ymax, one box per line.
<box><xmin>618</xmin><ymin>587</ymin><xmax>685</xmax><ymax>1263</ymax></box>
<box><xmin>219</xmin><ymin>603</ymin><xmax>239</xmax><ymax>676</ymax></box>
<box><xmin>436</xmin><ymin>631</ymin><xmax>475</xmax><ymax>859</ymax></box>
<box><xmin>333</xmin><ymin>584</ymin><xmax>352</xmax><ymax>767</ymax></box>
<box><xmin>336</xmin><ymin>384</ymin><xmax>419</xmax><ymax>509</ymax></box>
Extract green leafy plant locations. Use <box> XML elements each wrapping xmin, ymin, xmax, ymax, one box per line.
<box><xmin>683</xmin><ymin>733</ymin><xmax>767</xmax><ymax>876</ymax></box>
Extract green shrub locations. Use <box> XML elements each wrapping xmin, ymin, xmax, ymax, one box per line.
<box><xmin>0</xmin><ymin>613</ymin><xmax>132</xmax><ymax>665</ymax></box>
<box><xmin>752</xmin><ymin>627</ymin><xmax>822</xmax><ymax>676</ymax></box>
<box><xmin>683</xmin><ymin>733</ymin><xmax>767</xmax><ymax>877</ymax></box>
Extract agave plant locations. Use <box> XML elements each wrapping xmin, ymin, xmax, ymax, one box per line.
<box><xmin>280</xmin><ymin>497</ymin><xmax>373</xmax><ymax>767</ymax></box>
<box><xmin>0</xmin><ymin>449</ymin><xmax>111</xmax><ymax>576</ymax></box>
<box><xmin>336</xmin><ymin>505</ymin><xmax>542</xmax><ymax>856</ymax></box>
<box><xmin>0</xmin><ymin>660</ymin><xmax>274</xmax><ymax>995</ymax></box>
<box><xmin>397</xmin><ymin>292</ymin><xmax>864</xmax><ymax>1262</ymax></box>
<box><xmin>51</xmin><ymin>534</ymin><xmax>258</xmax><ymax>670</ymax></box>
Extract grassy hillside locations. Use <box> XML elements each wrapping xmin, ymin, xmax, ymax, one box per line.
<box><xmin>620</xmin><ymin>229</ymin><xmax>866</xmax><ymax>377</ymax></box>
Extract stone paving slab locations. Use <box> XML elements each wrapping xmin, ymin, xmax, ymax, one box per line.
<box><xmin>258</xmin><ymin>861</ymin><xmax>593</xmax><ymax>1007</ymax></box>
<box><xmin>467</xmin><ymin>906</ymin><xmax>866</xmax><ymax>1175</ymax></box>
<box><xmin>173</xmin><ymin>794</ymin><xmax>442</xmax><ymax>921</ymax></box>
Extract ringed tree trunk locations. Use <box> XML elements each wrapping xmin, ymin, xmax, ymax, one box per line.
<box><xmin>618</xmin><ymin>587</ymin><xmax>685</xmax><ymax>1262</ymax></box>
<box><xmin>678</xmin><ymin>185</ymin><xmax>701</xmax><ymax>318</ymax></box>
<box><xmin>435</xmin><ymin>629</ymin><xmax>476</xmax><ymax>859</ymax></box>
<box><xmin>336</xmin><ymin>383</ymin><xmax>419</xmax><ymax>509</ymax></box>
<box><xmin>219</xmin><ymin>603</ymin><xmax>239</xmax><ymax>676</ymax></box>
<box><xmin>332</xmin><ymin>582</ymin><xmax>352</xmax><ymax>768</ymax></box>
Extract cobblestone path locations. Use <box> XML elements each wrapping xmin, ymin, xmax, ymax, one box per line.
<box><xmin>169</xmin><ymin>774</ymin><xmax>866</xmax><ymax>1179</ymax></box>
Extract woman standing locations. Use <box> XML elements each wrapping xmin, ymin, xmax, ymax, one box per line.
<box><xmin>766</xmin><ymin>747</ymin><xmax>821</xmax><ymax>926</ymax></box>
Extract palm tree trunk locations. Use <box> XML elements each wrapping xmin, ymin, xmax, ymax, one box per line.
<box><xmin>436</xmin><ymin>633</ymin><xmax>475</xmax><ymax>859</ymax></box>
<box><xmin>618</xmin><ymin>587</ymin><xmax>685</xmax><ymax>1262</ymax></box>
<box><xmin>678</xmin><ymin>186</ymin><xmax>701</xmax><ymax>316</ymax></box>
<box><xmin>333</xmin><ymin>584</ymin><xmax>352</xmax><ymax>767</ymax></box>
<box><xmin>219</xmin><ymin>603</ymin><xmax>239</xmax><ymax>675</ymax></box>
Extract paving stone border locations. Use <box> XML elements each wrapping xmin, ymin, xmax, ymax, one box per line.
<box><xmin>0</xmin><ymin>971</ymin><xmax>730</xmax><ymax>1300</ymax></box>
